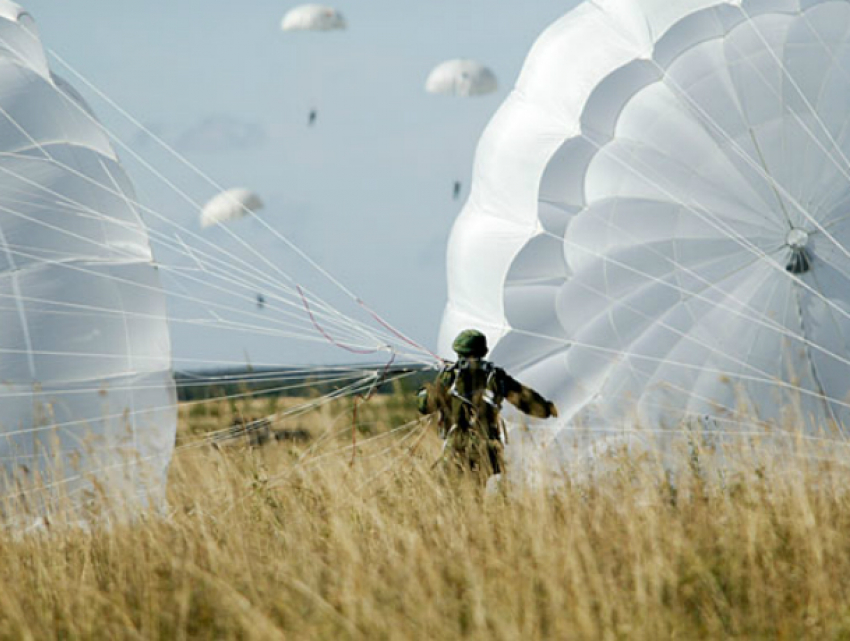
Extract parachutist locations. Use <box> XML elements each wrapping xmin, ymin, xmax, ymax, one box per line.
<box><xmin>417</xmin><ymin>329</ymin><xmax>558</xmax><ymax>482</ymax></box>
<box><xmin>308</xmin><ymin>109</ymin><xmax>318</xmax><ymax>126</ymax></box>
<box><xmin>256</xmin><ymin>294</ymin><xmax>266</xmax><ymax>309</ymax></box>
<box><xmin>453</xmin><ymin>181</ymin><xmax>462</xmax><ymax>200</ymax></box>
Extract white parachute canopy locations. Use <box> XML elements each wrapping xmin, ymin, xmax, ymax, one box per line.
<box><xmin>441</xmin><ymin>0</ymin><xmax>850</xmax><ymax>442</ymax></box>
<box><xmin>0</xmin><ymin>2</ymin><xmax>175</xmax><ymax>505</ymax></box>
<box><xmin>425</xmin><ymin>59</ymin><xmax>498</xmax><ymax>97</ymax></box>
<box><xmin>200</xmin><ymin>188</ymin><xmax>264</xmax><ymax>228</ymax></box>
<box><xmin>281</xmin><ymin>4</ymin><xmax>346</xmax><ymax>32</ymax></box>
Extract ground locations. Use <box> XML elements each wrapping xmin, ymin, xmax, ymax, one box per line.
<box><xmin>0</xmin><ymin>390</ymin><xmax>850</xmax><ymax>639</ymax></box>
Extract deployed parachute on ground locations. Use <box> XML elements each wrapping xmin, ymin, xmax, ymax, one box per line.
<box><xmin>441</xmin><ymin>0</ymin><xmax>850</xmax><ymax>444</ymax></box>
<box><xmin>425</xmin><ymin>60</ymin><xmax>498</xmax><ymax>98</ymax></box>
<box><xmin>281</xmin><ymin>4</ymin><xmax>346</xmax><ymax>32</ymax></box>
<box><xmin>200</xmin><ymin>189</ymin><xmax>264</xmax><ymax>228</ymax></box>
<box><xmin>0</xmin><ymin>2</ymin><xmax>176</xmax><ymax>508</ymax></box>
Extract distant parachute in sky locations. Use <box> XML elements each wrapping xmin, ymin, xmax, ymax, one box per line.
<box><xmin>425</xmin><ymin>60</ymin><xmax>498</xmax><ymax>98</ymax></box>
<box><xmin>281</xmin><ymin>5</ymin><xmax>346</xmax><ymax>126</ymax></box>
<box><xmin>0</xmin><ymin>2</ymin><xmax>176</xmax><ymax>508</ymax></box>
<box><xmin>441</xmin><ymin>0</ymin><xmax>850</xmax><ymax>443</ymax></box>
<box><xmin>281</xmin><ymin>4</ymin><xmax>346</xmax><ymax>32</ymax></box>
<box><xmin>200</xmin><ymin>189</ymin><xmax>264</xmax><ymax>228</ymax></box>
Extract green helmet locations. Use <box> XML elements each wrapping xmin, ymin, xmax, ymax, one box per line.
<box><xmin>452</xmin><ymin>329</ymin><xmax>488</xmax><ymax>358</ymax></box>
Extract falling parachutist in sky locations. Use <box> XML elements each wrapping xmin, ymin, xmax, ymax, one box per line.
<box><xmin>453</xmin><ymin>180</ymin><xmax>462</xmax><ymax>200</ymax></box>
<box><xmin>308</xmin><ymin>109</ymin><xmax>318</xmax><ymax>126</ymax></box>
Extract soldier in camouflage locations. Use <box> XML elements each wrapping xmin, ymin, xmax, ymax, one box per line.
<box><xmin>418</xmin><ymin>329</ymin><xmax>558</xmax><ymax>481</ymax></box>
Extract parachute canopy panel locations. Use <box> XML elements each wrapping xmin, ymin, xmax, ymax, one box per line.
<box><xmin>0</xmin><ymin>2</ymin><xmax>176</xmax><ymax>509</ymax></box>
<box><xmin>441</xmin><ymin>0</ymin><xmax>850</xmax><ymax>445</ymax></box>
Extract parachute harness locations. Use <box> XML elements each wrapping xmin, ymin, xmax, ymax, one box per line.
<box><xmin>443</xmin><ymin>358</ymin><xmax>509</xmax><ymax>456</ymax></box>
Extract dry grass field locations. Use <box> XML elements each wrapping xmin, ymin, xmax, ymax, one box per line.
<box><xmin>1</xmin><ymin>391</ymin><xmax>850</xmax><ymax>639</ymax></box>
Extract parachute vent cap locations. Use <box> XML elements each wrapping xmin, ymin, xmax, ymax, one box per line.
<box><xmin>785</xmin><ymin>228</ymin><xmax>811</xmax><ymax>275</ymax></box>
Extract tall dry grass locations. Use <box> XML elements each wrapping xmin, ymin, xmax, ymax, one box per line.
<box><xmin>1</xmin><ymin>395</ymin><xmax>850</xmax><ymax>639</ymax></box>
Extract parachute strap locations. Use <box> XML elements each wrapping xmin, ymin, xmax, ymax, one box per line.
<box><xmin>357</xmin><ymin>298</ymin><xmax>446</xmax><ymax>365</ymax></box>
<box><xmin>350</xmin><ymin>350</ymin><xmax>397</xmax><ymax>465</ymax></box>
<box><xmin>298</xmin><ymin>285</ymin><xmax>381</xmax><ymax>355</ymax></box>
<box><xmin>448</xmin><ymin>359</ymin><xmax>500</xmax><ymax>409</ymax></box>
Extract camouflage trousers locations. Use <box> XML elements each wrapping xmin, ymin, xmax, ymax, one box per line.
<box><xmin>441</xmin><ymin>422</ymin><xmax>505</xmax><ymax>481</ymax></box>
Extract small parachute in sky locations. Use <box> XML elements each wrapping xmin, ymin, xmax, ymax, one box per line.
<box><xmin>426</xmin><ymin>60</ymin><xmax>498</xmax><ymax>98</ymax></box>
<box><xmin>453</xmin><ymin>181</ymin><xmax>462</xmax><ymax>200</ymax></box>
<box><xmin>308</xmin><ymin>109</ymin><xmax>318</xmax><ymax>126</ymax></box>
<box><xmin>200</xmin><ymin>188</ymin><xmax>264</xmax><ymax>228</ymax></box>
<box><xmin>281</xmin><ymin>4</ymin><xmax>346</xmax><ymax>32</ymax></box>
<box><xmin>256</xmin><ymin>293</ymin><xmax>266</xmax><ymax>310</ymax></box>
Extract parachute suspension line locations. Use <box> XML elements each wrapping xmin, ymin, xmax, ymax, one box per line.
<box><xmin>0</xmin><ymin>232</ymin><xmax>445</xmax><ymax>366</ymax></box>
<box><xmin>0</xmin><ymin>366</ymin><xmax>421</xmax><ymax>446</ymax></box>
<box><xmin>541</xmin><ymin>213</ymin><xmax>850</xmax><ymax>380</ymax></box>
<box><xmin>46</xmin><ymin>48</ymin><xmax>391</xmax><ymax>343</ymax></box>
<box><xmin>747</xmin><ymin>128</ymin><xmax>793</xmax><ymax>229</ymax></box>
<box><xmin>790</xmin><ymin>278</ymin><xmax>840</xmax><ymax>427</ymax></box>
<box><xmin>266</xmin><ymin>417</ymin><xmax>427</xmax><ymax>490</ymax></box>
<box><xmin>0</xmin><ymin>40</ymin><xmax>390</xmax><ymax>357</ymax></box>
<box><xmin>654</xmin><ymin>63</ymin><xmax>850</xmax><ymax>272</ymax></box>
<box><xmin>474</xmin><ymin>313</ymin><xmax>850</xmax><ymax>415</ymax></box>
<box><xmin>350</xmin><ymin>423</ymin><xmax>431</xmax><ymax>496</ymax></box>
<box><xmin>0</xmin><ymin>160</ymin><xmax>402</xmax><ymax>354</ymax></box>
<box><xmin>0</xmin><ymin>187</ymin><xmax>308</xmax><ymax>328</ymax></box>
<box><xmin>10</xmin><ymin>33</ymin><xmax>406</xmax><ymax>360</ymax></box>
<box><xmin>350</xmin><ymin>350</ymin><xmax>397</xmax><ymax>465</ymax></box>
<box><xmin>99</xmin><ymin>157</ymin><xmax>372</xmax><ymax>339</ymax></box>
<box><xmin>598</xmin><ymin>195</ymin><xmax>647</xmax><ymax>393</ymax></box>
<box><xmin>357</xmin><ymin>298</ymin><xmax>445</xmax><ymax>366</ymax></box>
<box><xmin>0</xmin><ymin>158</ymin><xmax>381</xmax><ymax>353</ymax></box>
<box><xmin>1</xmin><ymin>372</ymin><xmax>422</xmax><ymax>504</ymax></box>
<box><xmin>547</xmin><ymin>246</ymin><xmax>799</xmax><ymax>400</ymax></box>
<box><xmin>297</xmin><ymin>285</ymin><xmax>385</xmax><ymax>356</ymax></box>
<box><xmin>0</xmin><ymin>235</ymin><xmax>388</xmax><ymax>354</ymax></box>
<box><xmin>0</xmin><ymin>374</ymin><xmax>373</xmax><ymax>444</ymax></box>
<box><xmin>652</xmin><ymin>60</ymin><xmax>850</xmax><ymax>276</ymax></box>
<box><xmin>739</xmin><ymin>6</ymin><xmax>850</xmax><ymax>181</ymax></box>
<box><xmin>585</xmin><ymin>13</ymin><xmax>850</xmax><ymax>279</ymax></box>
<box><xmin>0</xmin><ymin>160</ymin><xmax>345</xmax><ymax>337</ymax></box>
<box><xmin>579</xmin><ymin>132</ymin><xmax>850</xmax><ymax>354</ymax></box>
<box><xmin>181</xmin><ymin>369</ymin><xmax>417</xmax><ymax>446</ymax></box>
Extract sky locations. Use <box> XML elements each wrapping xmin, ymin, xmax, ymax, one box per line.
<box><xmin>22</xmin><ymin>0</ymin><xmax>576</xmax><ymax>370</ymax></box>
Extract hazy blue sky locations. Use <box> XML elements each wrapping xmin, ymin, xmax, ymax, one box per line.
<box><xmin>22</xmin><ymin>1</ymin><xmax>575</xmax><ymax>369</ymax></box>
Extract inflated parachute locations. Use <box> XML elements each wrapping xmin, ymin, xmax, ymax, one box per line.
<box><xmin>426</xmin><ymin>60</ymin><xmax>498</xmax><ymax>98</ymax></box>
<box><xmin>0</xmin><ymin>3</ymin><xmax>176</xmax><ymax>507</ymax></box>
<box><xmin>441</xmin><ymin>0</ymin><xmax>850</xmax><ymax>439</ymax></box>
<box><xmin>200</xmin><ymin>188</ymin><xmax>264</xmax><ymax>228</ymax></box>
<box><xmin>281</xmin><ymin>4</ymin><xmax>346</xmax><ymax>32</ymax></box>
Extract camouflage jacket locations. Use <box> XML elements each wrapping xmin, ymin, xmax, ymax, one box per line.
<box><xmin>417</xmin><ymin>358</ymin><xmax>555</xmax><ymax>440</ymax></box>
